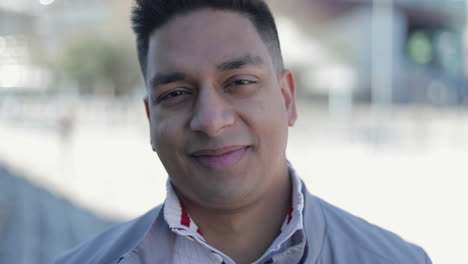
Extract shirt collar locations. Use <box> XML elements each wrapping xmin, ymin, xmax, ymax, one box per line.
<box><xmin>274</xmin><ymin>164</ymin><xmax>304</xmax><ymax>249</ymax></box>
<box><xmin>164</xmin><ymin>180</ymin><xmax>205</xmax><ymax>241</ymax></box>
<box><xmin>163</xmin><ymin>163</ymin><xmax>305</xmax><ymax>249</ymax></box>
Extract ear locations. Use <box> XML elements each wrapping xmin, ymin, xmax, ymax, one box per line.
<box><xmin>279</xmin><ymin>70</ymin><xmax>298</xmax><ymax>126</ymax></box>
<box><xmin>143</xmin><ymin>96</ymin><xmax>150</xmax><ymax>121</ymax></box>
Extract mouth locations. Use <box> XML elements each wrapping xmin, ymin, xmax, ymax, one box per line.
<box><xmin>190</xmin><ymin>146</ymin><xmax>251</xmax><ymax>169</ymax></box>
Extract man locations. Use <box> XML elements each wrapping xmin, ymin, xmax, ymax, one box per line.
<box><xmin>55</xmin><ymin>0</ymin><xmax>431</xmax><ymax>263</ymax></box>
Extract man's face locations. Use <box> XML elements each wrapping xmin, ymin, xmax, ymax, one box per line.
<box><xmin>144</xmin><ymin>9</ymin><xmax>297</xmax><ymax>209</ymax></box>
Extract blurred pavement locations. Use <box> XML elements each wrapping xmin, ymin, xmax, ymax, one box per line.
<box><xmin>0</xmin><ymin>100</ymin><xmax>467</xmax><ymax>263</ymax></box>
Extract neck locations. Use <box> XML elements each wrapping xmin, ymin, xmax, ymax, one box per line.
<box><xmin>179</xmin><ymin>165</ymin><xmax>292</xmax><ymax>264</ymax></box>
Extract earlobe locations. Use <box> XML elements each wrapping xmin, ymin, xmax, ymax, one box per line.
<box><xmin>280</xmin><ymin>70</ymin><xmax>298</xmax><ymax>126</ymax></box>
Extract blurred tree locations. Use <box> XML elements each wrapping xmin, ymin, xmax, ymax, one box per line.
<box><xmin>59</xmin><ymin>35</ymin><xmax>141</xmax><ymax>97</ymax></box>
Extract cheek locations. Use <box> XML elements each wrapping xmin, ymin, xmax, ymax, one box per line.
<box><xmin>238</xmin><ymin>94</ymin><xmax>288</xmax><ymax>140</ymax></box>
<box><xmin>243</xmin><ymin>89</ymin><xmax>288</xmax><ymax>125</ymax></box>
<box><xmin>249</xmin><ymin>91</ymin><xmax>289</xmax><ymax>146</ymax></box>
<box><xmin>151</xmin><ymin>113</ymin><xmax>187</xmax><ymax>151</ymax></box>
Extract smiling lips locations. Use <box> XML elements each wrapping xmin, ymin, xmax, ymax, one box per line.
<box><xmin>190</xmin><ymin>146</ymin><xmax>250</xmax><ymax>169</ymax></box>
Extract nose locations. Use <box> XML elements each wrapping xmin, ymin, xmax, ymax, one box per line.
<box><xmin>190</xmin><ymin>87</ymin><xmax>235</xmax><ymax>137</ymax></box>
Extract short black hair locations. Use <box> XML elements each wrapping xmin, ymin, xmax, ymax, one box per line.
<box><xmin>131</xmin><ymin>0</ymin><xmax>284</xmax><ymax>79</ymax></box>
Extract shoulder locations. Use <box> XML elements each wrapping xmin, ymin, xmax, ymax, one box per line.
<box><xmin>53</xmin><ymin>205</ymin><xmax>163</xmax><ymax>264</ymax></box>
<box><xmin>308</xmin><ymin>194</ymin><xmax>431</xmax><ymax>263</ymax></box>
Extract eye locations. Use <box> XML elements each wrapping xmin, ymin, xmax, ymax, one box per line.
<box><xmin>157</xmin><ymin>89</ymin><xmax>192</xmax><ymax>104</ymax></box>
<box><xmin>224</xmin><ymin>76</ymin><xmax>259</xmax><ymax>96</ymax></box>
<box><xmin>225</xmin><ymin>78</ymin><xmax>258</xmax><ymax>91</ymax></box>
<box><xmin>232</xmin><ymin>79</ymin><xmax>257</xmax><ymax>86</ymax></box>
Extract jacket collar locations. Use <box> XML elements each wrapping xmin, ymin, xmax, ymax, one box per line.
<box><xmin>118</xmin><ymin>180</ymin><xmax>326</xmax><ymax>264</ymax></box>
<box><xmin>302</xmin><ymin>183</ymin><xmax>327</xmax><ymax>263</ymax></box>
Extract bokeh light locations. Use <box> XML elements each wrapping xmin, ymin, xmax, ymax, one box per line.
<box><xmin>39</xmin><ymin>0</ymin><xmax>55</xmax><ymax>6</ymax></box>
<box><xmin>408</xmin><ymin>31</ymin><xmax>433</xmax><ymax>65</ymax></box>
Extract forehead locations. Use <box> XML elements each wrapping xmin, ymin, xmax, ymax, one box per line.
<box><xmin>146</xmin><ymin>9</ymin><xmax>274</xmax><ymax>77</ymax></box>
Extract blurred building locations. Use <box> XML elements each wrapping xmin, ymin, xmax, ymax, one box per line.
<box><xmin>271</xmin><ymin>0</ymin><xmax>467</xmax><ymax>106</ymax></box>
<box><xmin>0</xmin><ymin>166</ymin><xmax>116</xmax><ymax>264</ymax></box>
<box><xmin>0</xmin><ymin>6</ymin><xmax>44</xmax><ymax>92</ymax></box>
<box><xmin>0</xmin><ymin>0</ymin><xmax>132</xmax><ymax>94</ymax></box>
<box><xmin>2</xmin><ymin>0</ymin><xmax>466</xmax><ymax>104</ymax></box>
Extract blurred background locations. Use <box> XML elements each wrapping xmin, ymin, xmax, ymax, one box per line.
<box><xmin>0</xmin><ymin>0</ymin><xmax>466</xmax><ymax>263</ymax></box>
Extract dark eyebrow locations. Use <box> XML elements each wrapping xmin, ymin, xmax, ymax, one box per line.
<box><xmin>148</xmin><ymin>55</ymin><xmax>263</xmax><ymax>89</ymax></box>
<box><xmin>216</xmin><ymin>55</ymin><xmax>264</xmax><ymax>72</ymax></box>
<box><xmin>149</xmin><ymin>72</ymin><xmax>188</xmax><ymax>90</ymax></box>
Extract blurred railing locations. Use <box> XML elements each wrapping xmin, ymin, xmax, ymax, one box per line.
<box><xmin>0</xmin><ymin>166</ymin><xmax>116</xmax><ymax>264</ymax></box>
